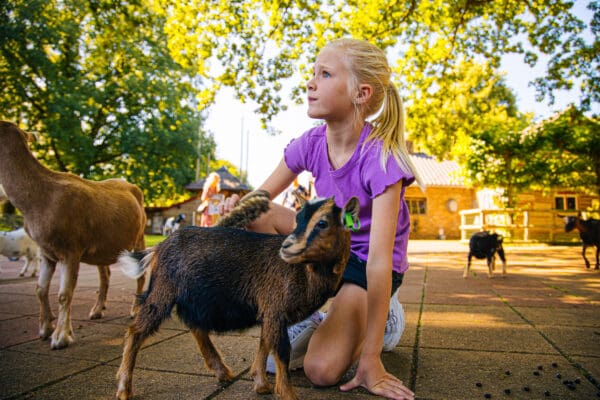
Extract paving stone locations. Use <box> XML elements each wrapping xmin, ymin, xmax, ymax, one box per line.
<box><xmin>115</xmin><ymin>331</ymin><xmax>259</xmax><ymax>377</ymax></box>
<box><xmin>515</xmin><ymin>305</ymin><xmax>600</xmax><ymax>327</ymax></box>
<box><xmin>11</xmin><ymin>321</ymin><xmax>183</xmax><ymax>362</ymax></box>
<box><xmin>21</xmin><ymin>364</ymin><xmax>217</xmax><ymax>400</ymax></box>
<box><xmin>415</xmin><ymin>349</ymin><xmax>600</xmax><ymax>399</ymax></box>
<box><xmin>0</xmin><ymin>350</ymin><xmax>97</xmax><ymax>399</ymax></box>
<box><xmin>538</xmin><ymin>325</ymin><xmax>600</xmax><ymax>357</ymax></box>
<box><xmin>420</xmin><ymin>320</ymin><xmax>558</xmax><ymax>353</ymax></box>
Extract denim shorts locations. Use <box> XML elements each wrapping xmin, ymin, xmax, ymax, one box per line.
<box><xmin>339</xmin><ymin>252</ymin><xmax>404</xmax><ymax>297</ymax></box>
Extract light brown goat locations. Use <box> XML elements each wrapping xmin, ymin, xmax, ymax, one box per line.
<box><xmin>0</xmin><ymin>121</ymin><xmax>146</xmax><ymax>349</ymax></box>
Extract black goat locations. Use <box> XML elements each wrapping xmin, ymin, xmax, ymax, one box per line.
<box><xmin>463</xmin><ymin>231</ymin><xmax>507</xmax><ymax>278</ymax></box>
<box><xmin>115</xmin><ymin>193</ymin><xmax>359</xmax><ymax>400</ymax></box>
<box><xmin>564</xmin><ymin>215</ymin><xmax>600</xmax><ymax>270</ymax></box>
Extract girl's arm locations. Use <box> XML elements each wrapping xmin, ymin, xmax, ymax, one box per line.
<box><xmin>257</xmin><ymin>158</ymin><xmax>298</xmax><ymax>200</ymax></box>
<box><xmin>224</xmin><ymin>158</ymin><xmax>298</xmax><ymax>235</ymax></box>
<box><xmin>341</xmin><ymin>180</ymin><xmax>414</xmax><ymax>399</ymax></box>
<box><xmin>364</xmin><ymin>180</ymin><xmax>400</xmax><ymax>358</ymax></box>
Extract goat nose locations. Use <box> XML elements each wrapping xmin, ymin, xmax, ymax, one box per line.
<box><xmin>281</xmin><ymin>236</ymin><xmax>295</xmax><ymax>249</ymax></box>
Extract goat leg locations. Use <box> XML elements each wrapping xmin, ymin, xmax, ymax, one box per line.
<box><xmin>595</xmin><ymin>246</ymin><xmax>599</xmax><ymax>270</ymax></box>
<box><xmin>116</xmin><ymin>326</ymin><xmax>149</xmax><ymax>400</ymax></box>
<box><xmin>497</xmin><ymin>249</ymin><xmax>507</xmax><ymax>276</ymax></box>
<box><xmin>268</xmin><ymin>320</ymin><xmax>297</xmax><ymax>400</ymax></box>
<box><xmin>19</xmin><ymin>257</ymin><xmax>30</xmax><ymax>276</ymax></box>
<box><xmin>190</xmin><ymin>328</ymin><xmax>234</xmax><ymax>382</ymax></box>
<box><xmin>130</xmin><ymin>274</ymin><xmax>145</xmax><ymax>317</ymax></box>
<box><xmin>130</xmin><ymin>236</ymin><xmax>146</xmax><ymax>317</ymax></box>
<box><xmin>36</xmin><ymin>257</ymin><xmax>56</xmax><ymax>339</ymax></box>
<box><xmin>250</xmin><ymin>336</ymin><xmax>273</xmax><ymax>394</ymax></box>
<box><xmin>90</xmin><ymin>265</ymin><xmax>110</xmax><ymax>319</ymax></box>
<box><xmin>582</xmin><ymin>244</ymin><xmax>591</xmax><ymax>269</ymax></box>
<box><xmin>51</xmin><ymin>258</ymin><xmax>80</xmax><ymax>349</ymax></box>
<box><xmin>487</xmin><ymin>255</ymin><xmax>495</xmax><ymax>278</ymax></box>
<box><xmin>462</xmin><ymin>255</ymin><xmax>472</xmax><ymax>278</ymax></box>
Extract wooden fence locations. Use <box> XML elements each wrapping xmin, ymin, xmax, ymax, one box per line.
<box><xmin>459</xmin><ymin>208</ymin><xmax>594</xmax><ymax>243</ymax></box>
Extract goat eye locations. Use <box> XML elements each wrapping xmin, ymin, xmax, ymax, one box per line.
<box><xmin>316</xmin><ymin>220</ymin><xmax>328</xmax><ymax>229</ymax></box>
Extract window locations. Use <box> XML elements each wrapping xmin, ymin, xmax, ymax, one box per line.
<box><xmin>407</xmin><ymin>198</ymin><xmax>427</xmax><ymax>215</ymax></box>
<box><xmin>555</xmin><ymin>195</ymin><xmax>577</xmax><ymax>210</ymax></box>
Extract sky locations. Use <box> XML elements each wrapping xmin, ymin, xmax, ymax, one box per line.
<box><xmin>204</xmin><ymin>3</ymin><xmax>596</xmax><ymax>189</ymax></box>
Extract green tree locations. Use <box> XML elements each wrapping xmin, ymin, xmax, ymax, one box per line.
<box><xmin>154</xmin><ymin>0</ymin><xmax>595</xmax><ymax>134</ymax></box>
<box><xmin>465</xmin><ymin>122</ymin><xmax>533</xmax><ymax>208</ymax></box>
<box><xmin>526</xmin><ymin>107</ymin><xmax>600</xmax><ymax>198</ymax></box>
<box><xmin>0</xmin><ymin>0</ymin><xmax>215</xmax><ymax>205</ymax></box>
<box><xmin>405</xmin><ymin>60</ymin><xmax>532</xmax><ymax>161</ymax></box>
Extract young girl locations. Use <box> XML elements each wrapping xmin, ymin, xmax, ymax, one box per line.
<box><xmin>224</xmin><ymin>38</ymin><xmax>420</xmax><ymax>400</ymax></box>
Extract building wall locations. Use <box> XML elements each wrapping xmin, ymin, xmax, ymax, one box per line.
<box><xmin>516</xmin><ymin>189</ymin><xmax>598</xmax><ymax>211</ymax></box>
<box><xmin>145</xmin><ymin>195</ymin><xmax>202</xmax><ymax>234</ymax></box>
<box><xmin>405</xmin><ymin>185</ymin><xmax>477</xmax><ymax>240</ymax></box>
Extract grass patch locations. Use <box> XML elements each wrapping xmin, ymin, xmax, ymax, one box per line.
<box><xmin>145</xmin><ymin>235</ymin><xmax>166</xmax><ymax>247</ymax></box>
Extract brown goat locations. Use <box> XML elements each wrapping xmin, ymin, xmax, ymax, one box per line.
<box><xmin>564</xmin><ymin>214</ymin><xmax>600</xmax><ymax>270</ymax></box>
<box><xmin>115</xmin><ymin>194</ymin><xmax>359</xmax><ymax>400</ymax></box>
<box><xmin>0</xmin><ymin>121</ymin><xmax>146</xmax><ymax>349</ymax></box>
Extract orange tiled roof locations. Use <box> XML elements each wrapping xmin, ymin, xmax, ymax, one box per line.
<box><xmin>409</xmin><ymin>153</ymin><xmax>465</xmax><ymax>187</ymax></box>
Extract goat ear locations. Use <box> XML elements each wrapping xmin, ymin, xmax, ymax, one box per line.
<box><xmin>341</xmin><ymin>197</ymin><xmax>360</xmax><ymax>230</ymax></box>
<box><xmin>292</xmin><ymin>190</ymin><xmax>307</xmax><ymax>208</ymax></box>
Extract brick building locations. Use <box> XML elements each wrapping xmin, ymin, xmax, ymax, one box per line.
<box><xmin>405</xmin><ymin>153</ymin><xmax>475</xmax><ymax>240</ymax></box>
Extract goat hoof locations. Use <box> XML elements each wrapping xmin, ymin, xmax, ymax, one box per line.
<box><xmin>129</xmin><ymin>305</ymin><xmax>140</xmax><ymax>318</ymax></box>
<box><xmin>277</xmin><ymin>389</ymin><xmax>299</xmax><ymax>400</ymax></box>
<box><xmin>50</xmin><ymin>332</ymin><xmax>74</xmax><ymax>349</ymax></box>
<box><xmin>253</xmin><ymin>381</ymin><xmax>273</xmax><ymax>394</ymax></box>
<box><xmin>39</xmin><ymin>325</ymin><xmax>54</xmax><ymax>339</ymax></box>
<box><xmin>116</xmin><ymin>388</ymin><xmax>131</xmax><ymax>400</ymax></box>
<box><xmin>215</xmin><ymin>366</ymin><xmax>234</xmax><ymax>382</ymax></box>
<box><xmin>89</xmin><ymin>309</ymin><xmax>104</xmax><ymax>320</ymax></box>
<box><xmin>116</xmin><ymin>382</ymin><xmax>132</xmax><ymax>400</ymax></box>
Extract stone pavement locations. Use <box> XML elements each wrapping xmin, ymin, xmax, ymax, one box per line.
<box><xmin>0</xmin><ymin>241</ymin><xmax>599</xmax><ymax>400</ymax></box>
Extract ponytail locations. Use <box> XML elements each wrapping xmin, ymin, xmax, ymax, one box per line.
<box><xmin>369</xmin><ymin>82</ymin><xmax>425</xmax><ymax>191</ymax></box>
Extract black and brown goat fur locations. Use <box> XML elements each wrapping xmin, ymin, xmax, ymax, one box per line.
<box><xmin>463</xmin><ymin>231</ymin><xmax>507</xmax><ymax>278</ymax></box>
<box><xmin>564</xmin><ymin>214</ymin><xmax>600</xmax><ymax>270</ymax></box>
<box><xmin>115</xmin><ymin>192</ymin><xmax>360</xmax><ymax>400</ymax></box>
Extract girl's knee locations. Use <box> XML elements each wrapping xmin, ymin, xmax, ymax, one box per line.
<box><xmin>303</xmin><ymin>354</ymin><xmax>344</xmax><ymax>387</ymax></box>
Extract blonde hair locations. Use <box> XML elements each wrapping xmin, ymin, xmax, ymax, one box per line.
<box><xmin>323</xmin><ymin>38</ymin><xmax>425</xmax><ymax>190</ymax></box>
<box><xmin>201</xmin><ymin>172</ymin><xmax>221</xmax><ymax>201</ymax></box>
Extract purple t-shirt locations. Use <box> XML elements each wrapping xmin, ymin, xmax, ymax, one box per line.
<box><xmin>284</xmin><ymin>123</ymin><xmax>415</xmax><ymax>273</ymax></box>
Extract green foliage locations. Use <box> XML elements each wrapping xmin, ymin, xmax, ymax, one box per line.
<box><xmin>465</xmin><ymin>106</ymin><xmax>600</xmax><ymax>205</ymax></box>
<box><xmin>1</xmin><ymin>0</ymin><xmax>596</xmax><ymax>205</ymax></box>
<box><xmin>525</xmin><ymin>107</ymin><xmax>600</xmax><ymax>197</ymax></box>
<box><xmin>406</xmin><ymin>61</ymin><xmax>531</xmax><ymax>161</ymax></box>
<box><xmin>0</xmin><ymin>0</ymin><xmax>215</xmax><ymax>205</ymax></box>
<box><xmin>154</xmin><ymin>0</ymin><xmax>595</xmax><ymax>128</ymax></box>
<box><xmin>465</xmin><ymin>121</ymin><xmax>532</xmax><ymax>207</ymax></box>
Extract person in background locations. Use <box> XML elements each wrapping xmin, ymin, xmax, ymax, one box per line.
<box><xmin>198</xmin><ymin>172</ymin><xmax>222</xmax><ymax>227</ymax></box>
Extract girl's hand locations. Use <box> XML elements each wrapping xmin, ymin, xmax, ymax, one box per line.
<box><xmin>339</xmin><ymin>355</ymin><xmax>414</xmax><ymax>400</ymax></box>
<box><xmin>221</xmin><ymin>194</ymin><xmax>240</xmax><ymax>215</ymax></box>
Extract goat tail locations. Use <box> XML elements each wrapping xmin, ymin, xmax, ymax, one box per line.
<box><xmin>216</xmin><ymin>189</ymin><xmax>271</xmax><ymax>229</ymax></box>
<box><xmin>117</xmin><ymin>248</ymin><xmax>154</xmax><ymax>280</ymax></box>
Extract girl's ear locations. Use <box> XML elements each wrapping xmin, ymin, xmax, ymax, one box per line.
<box><xmin>353</xmin><ymin>84</ymin><xmax>373</xmax><ymax>104</ymax></box>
